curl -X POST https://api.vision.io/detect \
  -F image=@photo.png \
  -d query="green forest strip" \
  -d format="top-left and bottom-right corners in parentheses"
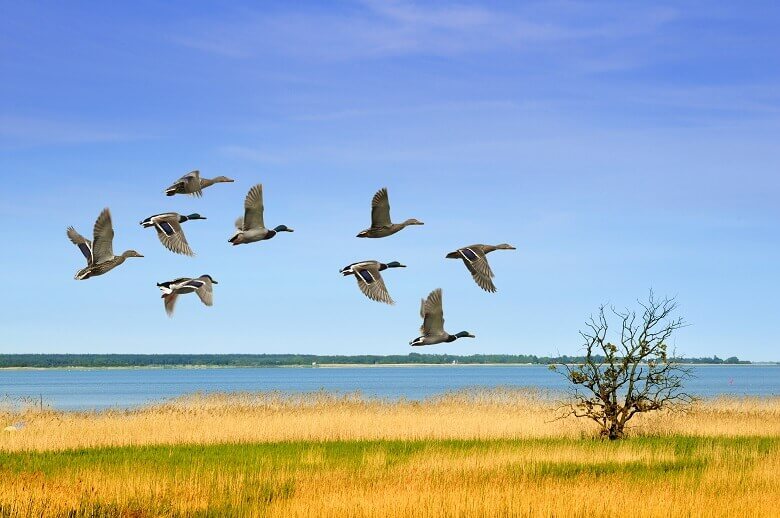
top-left (0, 353), bottom-right (752, 368)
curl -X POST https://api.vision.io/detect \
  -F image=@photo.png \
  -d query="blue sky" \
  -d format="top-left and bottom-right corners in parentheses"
top-left (1, 1), bottom-right (778, 359)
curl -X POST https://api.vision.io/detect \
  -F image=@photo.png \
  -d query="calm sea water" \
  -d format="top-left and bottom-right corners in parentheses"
top-left (1, 365), bottom-right (778, 411)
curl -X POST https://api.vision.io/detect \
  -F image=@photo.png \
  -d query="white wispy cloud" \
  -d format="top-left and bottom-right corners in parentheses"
top-left (170, 1), bottom-right (678, 62)
top-left (0, 116), bottom-right (152, 146)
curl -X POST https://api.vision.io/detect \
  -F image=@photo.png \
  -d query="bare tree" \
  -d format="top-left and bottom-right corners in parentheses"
top-left (553, 291), bottom-right (694, 440)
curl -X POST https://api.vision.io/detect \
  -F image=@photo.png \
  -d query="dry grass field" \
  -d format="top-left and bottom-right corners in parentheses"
top-left (1, 390), bottom-right (779, 517)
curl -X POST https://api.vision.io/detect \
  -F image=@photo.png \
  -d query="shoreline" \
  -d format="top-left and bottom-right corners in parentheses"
top-left (0, 362), bottom-right (774, 371)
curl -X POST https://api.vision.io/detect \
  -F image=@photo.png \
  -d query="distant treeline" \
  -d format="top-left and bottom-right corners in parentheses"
top-left (0, 353), bottom-right (752, 368)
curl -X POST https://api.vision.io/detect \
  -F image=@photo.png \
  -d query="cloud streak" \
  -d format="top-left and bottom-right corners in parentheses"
top-left (171, 1), bottom-right (678, 63)
top-left (0, 116), bottom-right (152, 146)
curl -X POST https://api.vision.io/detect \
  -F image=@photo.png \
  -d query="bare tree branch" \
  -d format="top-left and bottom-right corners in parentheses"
top-left (553, 291), bottom-right (695, 440)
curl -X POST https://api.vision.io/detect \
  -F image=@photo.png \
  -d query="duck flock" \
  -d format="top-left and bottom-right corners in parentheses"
top-left (67, 171), bottom-right (515, 346)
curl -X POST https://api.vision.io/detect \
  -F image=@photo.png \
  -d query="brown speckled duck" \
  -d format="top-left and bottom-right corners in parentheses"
top-left (356, 188), bottom-right (423, 238)
top-left (67, 208), bottom-right (143, 280)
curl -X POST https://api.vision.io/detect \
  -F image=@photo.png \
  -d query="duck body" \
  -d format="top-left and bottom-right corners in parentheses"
top-left (140, 213), bottom-right (206, 256)
top-left (157, 275), bottom-right (217, 316)
top-left (67, 208), bottom-right (143, 280)
top-left (229, 184), bottom-right (294, 246)
top-left (410, 330), bottom-right (475, 346)
top-left (340, 260), bottom-right (406, 304)
top-left (74, 253), bottom-right (138, 280)
top-left (409, 289), bottom-right (475, 346)
top-left (229, 226), bottom-right (284, 245)
top-left (165, 170), bottom-right (234, 197)
top-left (445, 243), bottom-right (516, 292)
top-left (357, 222), bottom-right (422, 239)
top-left (356, 188), bottom-right (423, 238)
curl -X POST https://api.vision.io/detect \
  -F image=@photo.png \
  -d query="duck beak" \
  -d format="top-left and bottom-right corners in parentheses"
top-left (212, 280), bottom-right (218, 284)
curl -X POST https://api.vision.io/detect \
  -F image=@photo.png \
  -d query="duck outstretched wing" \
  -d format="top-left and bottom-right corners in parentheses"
top-left (458, 246), bottom-right (496, 292)
top-left (153, 217), bottom-right (194, 256)
top-left (243, 184), bottom-right (265, 230)
top-left (465, 261), bottom-right (497, 292)
top-left (353, 264), bottom-right (394, 304)
top-left (421, 288), bottom-right (445, 336)
top-left (188, 277), bottom-right (214, 306)
top-left (370, 188), bottom-right (391, 228)
top-left (163, 292), bottom-right (179, 316)
top-left (91, 208), bottom-right (115, 264)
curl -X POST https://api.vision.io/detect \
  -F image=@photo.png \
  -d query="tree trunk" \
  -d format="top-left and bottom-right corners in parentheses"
top-left (607, 421), bottom-right (622, 440)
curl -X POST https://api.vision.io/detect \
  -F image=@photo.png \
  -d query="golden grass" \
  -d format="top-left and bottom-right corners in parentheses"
top-left (1, 391), bottom-right (779, 517)
top-left (1, 438), bottom-right (778, 517)
top-left (2, 390), bottom-right (780, 452)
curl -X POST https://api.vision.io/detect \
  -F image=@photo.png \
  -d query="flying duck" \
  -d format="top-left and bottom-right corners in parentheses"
top-left (446, 243), bottom-right (516, 292)
top-left (229, 184), bottom-right (293, 245)
top-left (67, 208), bottom-right (143, 280)
top-left (157, 275), bottom-right (217, 316)
top-left (409, 289), bottom-right (475, 346)
top-left (340, 260), bottom-right (406, 304)
top-left (140, 213), bottom-right (206, 256)
top-left (357, 188), bottom-right (423, 238)
top-left (164, 170), bottom-right (234, 197)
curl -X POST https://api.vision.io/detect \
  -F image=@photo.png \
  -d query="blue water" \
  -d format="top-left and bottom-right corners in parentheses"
top-left (1, 365), bottom-right (778, 410)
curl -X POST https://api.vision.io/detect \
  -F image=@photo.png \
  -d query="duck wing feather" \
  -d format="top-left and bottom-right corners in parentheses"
top-left (243, 184), bottom-right (265, 230)
top-left (460, 246), bottom-right (496, 292)
top-left (370, 188), bottom-right (391, 228)
top-left (353, 263), bottom-right (394, 304)
top-left (91, 208), bottom-right (115, 264)
top-left (190, 278), bottom-right (214, 306)
top-left (163, 292), bottom-right (179, 316)
top-left (67, 227), bottom-right (93, 265)
top-left (421, 288), bottom-right (445, 336)
top-left (154, 217), bottom-right (194, 256)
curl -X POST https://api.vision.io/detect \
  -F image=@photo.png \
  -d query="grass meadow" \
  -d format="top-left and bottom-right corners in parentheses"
top-left (1, 391), bottom-right (779, 517)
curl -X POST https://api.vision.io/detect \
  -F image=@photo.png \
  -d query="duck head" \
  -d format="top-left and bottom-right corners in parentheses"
top-left (183, 213), bottom-right (207, 221)
top-left (214, 176), bottom-right (234, 183)
top-left (402, 218), bottom-right (424, 226)
top-left (273, 225), bottom-right (294, 233)
top-left (382, 261), bottom-right (407, 269)
top-left (496, 243), bottom-right (516, 250)
top-left (122, 250), bottom-right (144, 258)
top-left (200, 274), bottom-right (218, 284)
